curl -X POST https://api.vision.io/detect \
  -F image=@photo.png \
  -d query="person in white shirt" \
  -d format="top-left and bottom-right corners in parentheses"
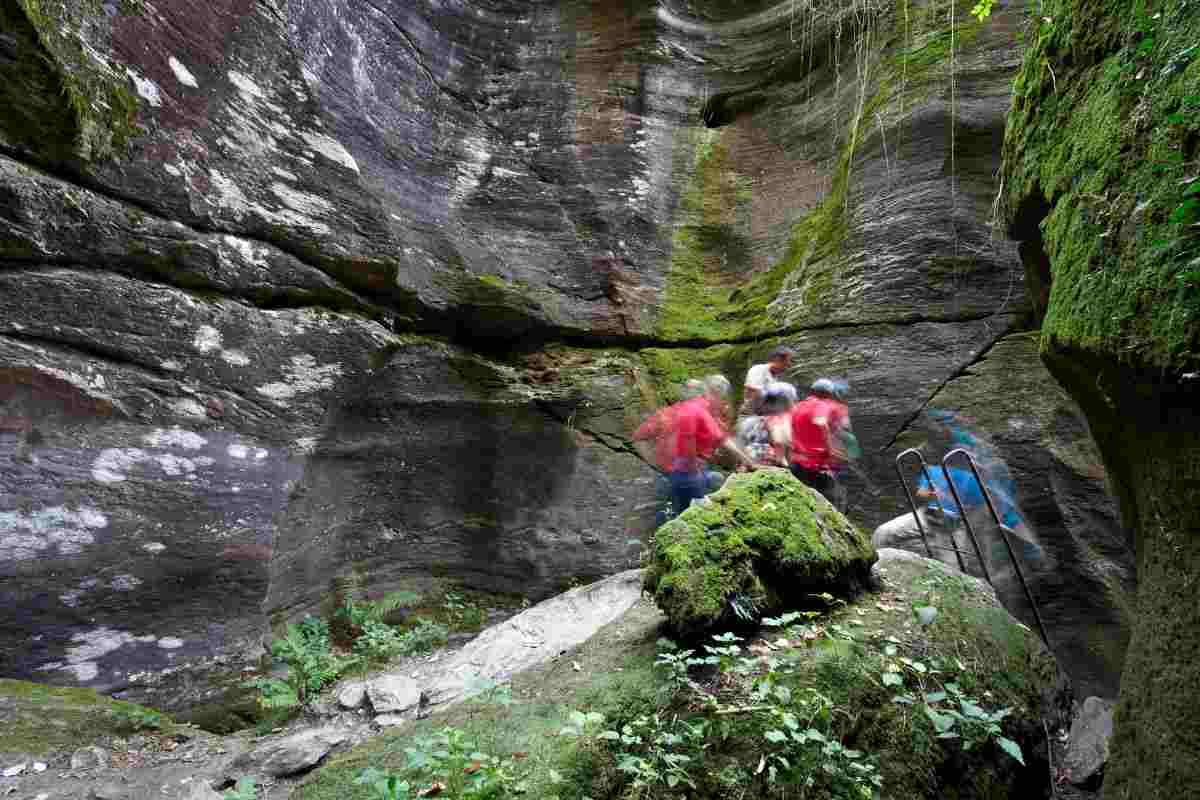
top-left (739, 347), bottom-right (794, 416)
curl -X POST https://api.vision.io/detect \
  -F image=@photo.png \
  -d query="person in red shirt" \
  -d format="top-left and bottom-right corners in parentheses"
top-left (633, 380), bottom-right (704, 473)
top-left (667, 375), bottom-right (757, 516)
top-left (787, 378), bottom-right (853, 508)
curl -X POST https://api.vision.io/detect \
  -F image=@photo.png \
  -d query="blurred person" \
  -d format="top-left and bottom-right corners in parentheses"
top-left (739, 347), bottom-right (794, 417)
top-left (786, 378), bottom-right (853, 509)
top-left (634, 379), bottom-right (706, 525)
top-left (736, 383), bottom-right (797, 466)
top-left (668, 375), bottom-right (758, 516)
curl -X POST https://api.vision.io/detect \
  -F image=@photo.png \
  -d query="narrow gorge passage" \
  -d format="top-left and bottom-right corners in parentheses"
top-left (3, 0), bottom-right (1193, 797)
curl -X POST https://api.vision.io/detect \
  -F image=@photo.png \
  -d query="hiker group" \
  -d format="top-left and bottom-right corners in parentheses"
top-left (633, 347), bottom-right (859, 521)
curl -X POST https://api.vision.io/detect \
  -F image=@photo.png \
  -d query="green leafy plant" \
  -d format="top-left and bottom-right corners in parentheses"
top-left (107, 705), bottom-right (167, 733)
top-left (402, 726), bottom-right (517, 799)
top-left (443, 592), bottom-right (488, 630)
top-left (247, 615), bottom-right (357, 711)
top-left (603, 713), bottom-right (708, 792)
top-left (970, 0), bottom-right (995, 21)
top-left (355, 767), bottom-right (411, 800)
top-left (919, 683), bottom-right (1025, 765)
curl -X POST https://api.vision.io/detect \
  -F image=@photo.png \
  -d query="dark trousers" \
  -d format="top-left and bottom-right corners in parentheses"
top-left (668, 471), bottom-right (707, 517)
top-left (790, 464), bottom-right (839, 508)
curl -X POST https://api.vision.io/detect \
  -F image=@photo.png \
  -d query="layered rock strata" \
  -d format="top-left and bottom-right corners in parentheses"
top-left (0, 0), bottom-right (1131, 711)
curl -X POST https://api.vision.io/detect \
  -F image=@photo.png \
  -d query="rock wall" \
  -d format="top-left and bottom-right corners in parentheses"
top-left (0, 0), bottom-right (1130, 709)
top-left (1001, 0), bottom-right (1200, 795)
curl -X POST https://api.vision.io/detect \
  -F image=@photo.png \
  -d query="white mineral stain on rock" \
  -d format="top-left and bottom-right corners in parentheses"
top-left (154, 453), bottom-right (199, 477)
top-left (0, 506), bottom-right (107, 561)
top-left (256, 354), bottom-right (343, 405)
top-left (301, 131), bottom-right (361, 174)
top-left (219, 235), bottom-right (270, 270)
top-left (227, 70), bottom-right (265, 99)
top-left (269, 182), bottom-right (334, 216)
top-left (125, 68), bottom-right (163, 107)
top-left (142, 542), bottom-right (166, 554)
top-left (272, 167), bottom-right (299, 182)
top-left (93, 447), bottom-right (145, 483)
top-left (171, 398), bottom-right (207, 418)
top-left (168, 56), bottom-right (198, 88)
top-left (221, 349), bottom-right (251, 366)
top-left (143, 427), bottom-right (207, 450)
top-left (60, 662), bottom-right (99, 682)
top-left (209, 169), bottom-right (252, 220)
top-left (157, 637), bottom-right (185, 650)
top-left (193, 325), bottom-right (222, 353)
top-left (453, 135), bottom-right (491, 204)
top-left (40, 627), bottom-right (146, 682)
top-left (59, 589), bottom-right (85, 608)
top-left (110, 574), bottom-right (143, 591)
top-left (227, 443), bottom-right (249, 459)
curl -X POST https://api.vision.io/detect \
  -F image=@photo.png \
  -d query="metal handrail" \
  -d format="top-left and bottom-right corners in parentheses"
top-left (942, 449), bottom-right (1050, 647)
top-left (894, 448), bottom-right (970, 572)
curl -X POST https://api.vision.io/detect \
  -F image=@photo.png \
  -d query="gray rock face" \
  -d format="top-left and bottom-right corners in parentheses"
top-left (229, 727), bottom-right (347, 778)
top-left (366, 675), bottom-right (421, 716)
top-left (871, 332), bottom-right (1133, 698)
top-left (1063, 696), bottom-right (1114, 788)
top-left (0, 0), bottom-right (1126, 714)
top-left (335, 681), bottom-right (366, 710)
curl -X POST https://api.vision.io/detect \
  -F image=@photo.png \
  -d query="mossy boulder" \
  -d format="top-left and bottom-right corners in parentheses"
top-left (0, 679), bottom-right (174, 759)
top-left (643, 470), bottom-right (876, 635)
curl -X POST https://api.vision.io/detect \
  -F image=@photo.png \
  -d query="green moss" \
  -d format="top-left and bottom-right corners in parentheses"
top-left (643, 470), bottom-right (876, 634)
top-left (0, 679), bottom-right (173, 756)
top-left (4, 0), bottom-right (141, 160)
top-left (654, 3), bottom-right (987, 343)
top-left (1002, 0), bottom-right (1200, 370)
top-left (636, 342), bottom-right (752, 408)
top-left (296, 552), bottom-right (1053, 800)
top-left (655, 128), bottom-right (758, 342)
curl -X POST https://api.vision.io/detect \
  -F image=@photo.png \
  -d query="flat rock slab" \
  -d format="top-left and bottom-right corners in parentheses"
top-left (1064, 696), bottom-right (1115, 787)
top-left (398, 570), bottom-right (645, 712)
top-left (229, 727), bottom-right (347, 778)
top-left (367, 675), bottom-right (421, 715)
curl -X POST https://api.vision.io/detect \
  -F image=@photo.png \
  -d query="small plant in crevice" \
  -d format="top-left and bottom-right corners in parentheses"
top-left (107, 705), bottom-right (168, 733)
top-left (442, 591), bottom-right (488, 631)
top-left (246, 615), bottom-right (356, 713)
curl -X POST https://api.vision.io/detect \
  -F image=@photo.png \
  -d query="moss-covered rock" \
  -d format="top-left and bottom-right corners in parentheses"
top-left (643, 470), bottom-right (876, 635)
top-left (0, 678), bottom-right (174, 758)
top-left (1001, 1), bottom-right (1200, 796)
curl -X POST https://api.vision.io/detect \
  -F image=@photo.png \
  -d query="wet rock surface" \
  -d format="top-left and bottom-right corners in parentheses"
top-left (873, 332), bottom-right (1133, 698)
top-left (0, 0), bottom-right (1126, 728)
top-left (1062, 696), bottom-right (1113, 789)
top-left (229, 727), bottom-right (348, 779)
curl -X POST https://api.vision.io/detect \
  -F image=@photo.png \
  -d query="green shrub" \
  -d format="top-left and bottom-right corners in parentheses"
top-left (247, 616), bottom-right (358, 712)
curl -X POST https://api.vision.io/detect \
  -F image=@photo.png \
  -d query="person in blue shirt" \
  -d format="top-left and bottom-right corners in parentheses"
top-left (916, 465), bottom-right (1023, 529)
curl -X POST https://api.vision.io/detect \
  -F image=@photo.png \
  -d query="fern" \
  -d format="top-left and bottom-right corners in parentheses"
top-left (369, 590), bottom-right (422, 621)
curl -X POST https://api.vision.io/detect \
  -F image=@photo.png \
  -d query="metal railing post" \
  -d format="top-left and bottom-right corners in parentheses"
top-left (894, 448), bottom-right (966, 571)
top-left (943, 448), bottom-right (1051, 648)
